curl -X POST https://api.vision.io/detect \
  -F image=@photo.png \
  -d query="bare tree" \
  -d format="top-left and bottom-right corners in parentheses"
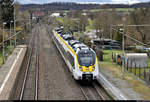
top-left (93, 9), bottom-right (119, 39)
top-left (130, 8), bottom-right (150, 44)
top-left (78, 15), bottom-right (88, 32)
top-left (93, 13), bottom-right (102, 38)
top-left (63, 17), bottom-right (73, 31)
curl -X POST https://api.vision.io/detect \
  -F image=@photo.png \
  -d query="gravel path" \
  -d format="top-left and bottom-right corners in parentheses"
top-left (38, 24), bottom-right (85, 100)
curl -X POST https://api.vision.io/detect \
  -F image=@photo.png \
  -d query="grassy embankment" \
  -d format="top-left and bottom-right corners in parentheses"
top-left (56, 17), bottom-right (64, 24)
top-left (100, 50), bottom-right (150, 100)
top-left (0, 46), bottom-right (14, 67)
top-left (90, 8), bottom-right (134, 12)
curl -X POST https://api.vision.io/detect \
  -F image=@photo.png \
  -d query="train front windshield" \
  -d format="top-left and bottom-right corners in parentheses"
top-left (77, 50), bottom-right (95, 67)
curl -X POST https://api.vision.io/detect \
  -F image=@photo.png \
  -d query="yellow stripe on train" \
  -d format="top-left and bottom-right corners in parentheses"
top-left (52, 30), bottom-right (97, 72)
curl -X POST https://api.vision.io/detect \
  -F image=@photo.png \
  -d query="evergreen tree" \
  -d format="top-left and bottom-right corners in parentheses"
top-left (0, 0), bottom-right (14, 28)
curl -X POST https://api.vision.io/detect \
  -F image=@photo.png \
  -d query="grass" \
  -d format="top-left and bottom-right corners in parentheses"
top-left (102, 50), bottom-right (150, 78)
top-left (86, 19), bottom-right (94, 31)
top-left (148, 58), bottom-right (150, 67)
top-left (63, 10), bottom-right (70, 13)
top-left (100, 49), bottom-right (150, 100)
top-left (127, 67), bottom-right (149, 80)
top-left (0, 53), bottom-right (3, 67)
top-left (100, 61), bottom-right (150, 100)
top-left (6, 46), bottom-right (14, 56)
top-left (0, 45), bottom-right (14, 68)
top-left (56, 17), bottom-right (64, 24)
top-left (115, 8), bottom-right (134, 12)
top-left (102, 49), bottom-right (123, 62)
top-left (62, 8), bottom-right (135, 13)
top-left (89, 8), bottom-right (135, 12)
top-left (89, 9), bottom-right (101, 12)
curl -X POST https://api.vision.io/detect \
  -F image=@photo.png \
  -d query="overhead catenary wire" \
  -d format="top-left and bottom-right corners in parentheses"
top-left (0, 19), bottom-right (31, 46)
top-left (112, 25), bottom-right (150, 27)
top-left (111, 28), bottom-right (148, 47)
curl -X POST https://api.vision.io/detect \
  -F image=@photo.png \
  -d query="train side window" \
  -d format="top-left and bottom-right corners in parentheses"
top-left (67, 52), bottom-right (74, 68)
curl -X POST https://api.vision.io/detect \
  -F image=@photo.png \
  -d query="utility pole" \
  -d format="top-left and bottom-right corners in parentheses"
top-left (10, 21), bottom-right (13, 46)
top-left (122, 17), bottom-right (126, 79)
top-left (14, 0), bottom-right (17, 46)
top-left (29, 15), bottom-right (30, 26)
top-left (29, 14), bottom-right (31, 27)
top-left (3, 22), bottom-right (7, 63)
top-left (122, 25), bottom-right (125, 79)
top-left (110, 24), bottom-right (112, 39)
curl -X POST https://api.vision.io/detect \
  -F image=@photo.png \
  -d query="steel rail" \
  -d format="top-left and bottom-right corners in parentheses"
top-left (19, 33), bottom-right (34, 100)
top-left (19, 27), bottom-right (39, 100)
top-left (93, 83), bottom-right (106, 100)
top-left (79, 86), bottom-right (90, 100)
top-left (79, 82), bottom-right (106, 100)
top-left (35, 27), bottom-right (39, 100)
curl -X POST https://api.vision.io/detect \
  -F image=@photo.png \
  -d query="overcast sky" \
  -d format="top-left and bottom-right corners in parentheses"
top-left (18, 0), bottom-right (150, 4)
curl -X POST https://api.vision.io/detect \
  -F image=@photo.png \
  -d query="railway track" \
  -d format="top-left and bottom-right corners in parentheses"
top-left (19, 26), bottom-right (39, 100)
top-left (46, 24), bottom-right (112, 100)
top-left (79, 81), bottom-right (106, 100)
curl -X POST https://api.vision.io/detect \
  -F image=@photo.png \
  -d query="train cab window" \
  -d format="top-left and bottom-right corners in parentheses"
top-left (77, 50), bottom-right (95, 67)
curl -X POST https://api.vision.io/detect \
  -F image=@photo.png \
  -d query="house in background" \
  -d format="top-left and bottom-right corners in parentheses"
top-left (50, 13), bottom-right (60, 17)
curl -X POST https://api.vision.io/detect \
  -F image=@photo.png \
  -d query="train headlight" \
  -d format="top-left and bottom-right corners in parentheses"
top-left (92, 66), bottom-right (95, 71)
top-left (79, 66), bottom-right (83, 71)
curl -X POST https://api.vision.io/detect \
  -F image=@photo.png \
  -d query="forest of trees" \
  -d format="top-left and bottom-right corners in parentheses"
top-left (0, 0), bottom-right (14, 42)
top-left (0, 0), bottom-right (31, 43)
top-left (0, 0), bottom-right (14, 28)
top-left (54, 7), bottom-right (150, 45)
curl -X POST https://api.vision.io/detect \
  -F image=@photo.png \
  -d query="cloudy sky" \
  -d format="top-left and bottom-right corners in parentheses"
top-left (18, 0), bottom-right (150, 4)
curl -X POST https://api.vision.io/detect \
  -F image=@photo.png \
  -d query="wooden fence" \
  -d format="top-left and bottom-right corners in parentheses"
top-left (125, 59), bottom-right (150, 83)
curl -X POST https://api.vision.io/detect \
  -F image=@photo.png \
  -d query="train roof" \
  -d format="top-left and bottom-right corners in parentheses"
top-left (62, 34), bottom-right (73, 38)
top-left (54, 27), bottom-right (63, 31)
top-left (54, 27), bottom-right (95, 53)
top-left (62, 34), bottom-right (74, 40)
top-left (69, 40), bottom-right (80, 45)
top-left (72, 43), bottom-right (87, 49)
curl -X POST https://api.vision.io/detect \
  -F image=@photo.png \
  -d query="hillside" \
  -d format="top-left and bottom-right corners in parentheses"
top-left (20, 2), bottom-right (100, 11)
top-left (20, 2), bottom-right (150, 11)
